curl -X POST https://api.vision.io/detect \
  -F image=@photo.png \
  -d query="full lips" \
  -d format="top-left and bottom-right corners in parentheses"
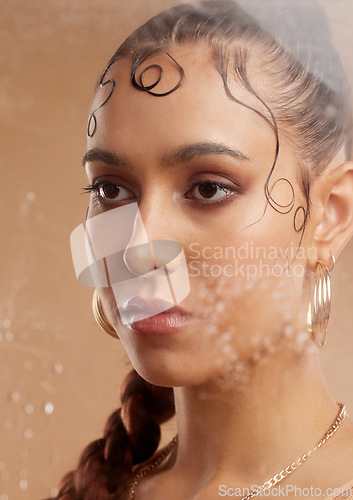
top-left (120, 296), bottom-right (176, 324)
top-left (129, 307), bottom-right (192, 334)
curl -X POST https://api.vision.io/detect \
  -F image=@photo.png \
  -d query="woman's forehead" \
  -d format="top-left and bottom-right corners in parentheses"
top-left (87, 44), bottom-right (275, 156)
top-left (89, 44), bottom-right (218, 112)
top-left (89, 42), bottom-right (266, 111)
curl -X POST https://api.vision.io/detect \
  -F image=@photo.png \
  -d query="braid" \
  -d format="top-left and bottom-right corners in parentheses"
top-left (120, 370), bottom-right (175, 464)
top-left (46, 370), bottom-right (175, 500)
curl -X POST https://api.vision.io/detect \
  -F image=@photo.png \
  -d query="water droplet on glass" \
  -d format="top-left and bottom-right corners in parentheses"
top-left (222, 332), bottom-right (233, 342)
top-left (19, 479), bottom-right (28, 490)
top-left (26, 191), bottom-right (36, 202)
top-left (0, 494), bottom-right (9, 500)
top-left (19, 469), bottom-right (28, 478)
top-left (44, 402), bottom-right (54, 415)
top-left (235, 361), bottom-right (246, 373)
top-left (8, 391), bottom-right (21, 402)
top-left (2, 319), bottom-right (11, 329)
top-left (25, 404), bottom-right (34, 415)
top-left (295, 330), bottom-right (309, 350)
top-left (4, 331), bottom-right (14, 342)
top-left (24, 429), bottom-right (33, 439)
top-left (215, 301), bottom-right (225, 312)
top-left (284, 325), bottom-right (294, 337)
top-left (40, 380), bottom-right (55, 393)
top-left (53, 362), bottom-right (64, 374)
top-left (205, 325), bottom-right (218, 335)
top-left (0, 462), bottom-right (5, 471)
top-left (252, 351), bottom-right (262, 362)
top-left (266, 344), bottom-right (276, 355)
top-left (50, 487), bottom-right (59, 497)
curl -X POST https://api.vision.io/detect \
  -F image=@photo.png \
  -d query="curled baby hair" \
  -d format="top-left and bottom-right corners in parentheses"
top-left (56, 1), bottom-right (352, 498)
top-left (48, 369), bottom-right (174, 499)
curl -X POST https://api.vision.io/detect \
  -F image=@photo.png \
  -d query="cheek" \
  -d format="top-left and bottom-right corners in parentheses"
top-left (181, 270), bottom-right (300, 383)
top-left (184, 218), bottom-right (306, 354)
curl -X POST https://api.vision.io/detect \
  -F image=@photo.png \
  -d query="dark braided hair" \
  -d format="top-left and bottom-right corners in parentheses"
top-left (48, 370), bottom-right (174, 499)
top-left (51, 1), bottom-right (352, 498)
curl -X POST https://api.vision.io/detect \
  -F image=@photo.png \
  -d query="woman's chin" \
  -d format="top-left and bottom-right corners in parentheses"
top-left (130, 354), bottom-right (240, 389)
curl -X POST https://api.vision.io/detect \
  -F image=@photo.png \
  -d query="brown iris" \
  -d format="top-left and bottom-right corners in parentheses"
top-left (198, 183), bottom-right (218, 199)
top-left (100, 184), bottom-right (120, 199)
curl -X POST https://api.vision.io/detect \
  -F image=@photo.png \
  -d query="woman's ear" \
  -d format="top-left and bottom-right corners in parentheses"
top-left (312, 160), bottom-right (353, 267)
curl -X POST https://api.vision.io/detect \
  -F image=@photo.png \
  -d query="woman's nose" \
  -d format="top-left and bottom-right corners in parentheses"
top-left (123, 206), bottom-right (182, 276)
top-left (123, 239), bottom-right (183, 276)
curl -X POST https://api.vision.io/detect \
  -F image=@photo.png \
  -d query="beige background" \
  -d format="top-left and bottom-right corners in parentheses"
top-left (0, 1), bottom-right (352, 499)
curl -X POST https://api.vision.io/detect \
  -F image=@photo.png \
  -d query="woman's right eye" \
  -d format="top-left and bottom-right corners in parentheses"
top-left (98, 183), bottom-right (129, 201)
top-left (83, 181), bottom-right (134, 207)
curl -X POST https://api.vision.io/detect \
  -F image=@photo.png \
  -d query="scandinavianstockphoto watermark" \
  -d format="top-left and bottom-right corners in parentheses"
top-left (188, 242), bottom-right (318, 280)
top-left (219, 484), bottom-right (353, 497)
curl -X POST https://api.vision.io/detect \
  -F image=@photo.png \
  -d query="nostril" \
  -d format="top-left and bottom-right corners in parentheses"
top-left (151, 240), bottom-right (183, 273)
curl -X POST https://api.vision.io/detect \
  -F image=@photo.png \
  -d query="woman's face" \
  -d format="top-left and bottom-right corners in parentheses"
top-left (84, 44), bottom-right (312, 387)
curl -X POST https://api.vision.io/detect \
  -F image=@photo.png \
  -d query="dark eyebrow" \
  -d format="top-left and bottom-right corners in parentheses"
top-left (81, 148), bottom-right (128, 168)
top-left (82, 142), bottom-right (250, 169)
top-left (162, 142), bottom-right (250, 165)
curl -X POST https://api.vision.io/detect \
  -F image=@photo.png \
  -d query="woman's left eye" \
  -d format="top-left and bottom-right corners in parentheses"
top-left (185, 181), bottom-right (234, 202)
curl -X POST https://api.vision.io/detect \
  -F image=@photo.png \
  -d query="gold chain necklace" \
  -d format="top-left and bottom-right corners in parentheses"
top-left (129, 402), bottom-right (346, 500)
top-left (129, 435), bottom-right (178, 500)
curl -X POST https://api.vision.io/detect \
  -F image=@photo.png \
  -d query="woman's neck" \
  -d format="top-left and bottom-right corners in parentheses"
top-left (171, 344), bottom-right (341, 490)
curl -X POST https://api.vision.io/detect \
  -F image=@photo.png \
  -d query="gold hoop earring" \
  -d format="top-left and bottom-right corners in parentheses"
top-left (92, 289), bottom-right (119, 339)
top-left (307, 257), bottom-right (333, 347)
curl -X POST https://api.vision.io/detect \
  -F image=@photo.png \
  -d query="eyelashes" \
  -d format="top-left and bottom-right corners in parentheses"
top-left (185, 180), bottom-right (237, 203)
top-left (82, 181), bottom-right (133, 209)
top-left (83, 178), bottom-right (240, 209)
